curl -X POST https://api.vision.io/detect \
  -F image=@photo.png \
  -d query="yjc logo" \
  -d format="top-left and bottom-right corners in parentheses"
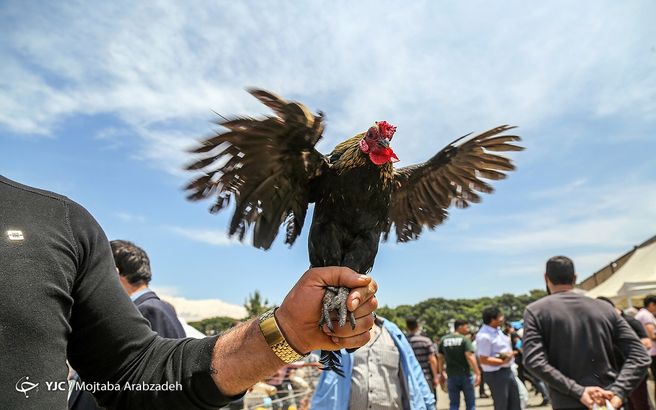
top-left (15, 376), bottom-right (39, 398)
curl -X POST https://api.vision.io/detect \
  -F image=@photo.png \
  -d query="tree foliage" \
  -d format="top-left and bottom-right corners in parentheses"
top-left (244, 290), bottom-right (271, 318)
top-left (189, 289), bottom-right (547, 339)
top-left (188, 316), bottom-right (240, 336)
top-left (189, 290), bottom-right (272, 336)
top-left (378, 289), bottom-right (547, 339)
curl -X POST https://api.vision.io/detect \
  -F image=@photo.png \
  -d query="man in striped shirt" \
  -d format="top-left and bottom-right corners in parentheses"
top-left (406, 317), bottom-right (439, 400)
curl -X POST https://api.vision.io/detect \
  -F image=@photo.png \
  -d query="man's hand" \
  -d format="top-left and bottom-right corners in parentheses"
top-left (498, 351), bottom-right (514, 363)
top-left (579, 387), bottom-right (614, 409)
top-left (473, 373), bottom-right (481, 387)
top-left (276, 267), bottom-right (378, 353)
top-left (609, 395), bottom-right (623, 409)
top-left (433, 374), bottom-right (441, 387)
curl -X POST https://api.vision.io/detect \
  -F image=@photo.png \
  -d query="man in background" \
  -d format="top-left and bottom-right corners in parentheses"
top-left (438, 319), bottom-right (481, 410)
top-left (635, 295), bottom-right (656, 402)
top-left (597, 296), bottom-right (651, 410)
top-left (523, 256), bottom-right (650, 410)
top-left (406, 317), bottom-right (440, 400)
top-left (312, 316), bottom-right (435, 410)
top-left (111, 239), bottom-right (185, 338)
top-left (475, 307), bottom-right (519, 410)
top-left (69, 240), bottom-right (186, 409)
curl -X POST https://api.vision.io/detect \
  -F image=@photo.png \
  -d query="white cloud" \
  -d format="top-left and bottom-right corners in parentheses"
top-left (3, 1), bottom-right (655, 299)
top-left (444, 179), bottom-right (656, 255)
top-left (115, 211), bottom-right (146, 223)
top-left (1, 0), bottom-right (654, 171)
top-left (166, 226), bottom-right (242, 247)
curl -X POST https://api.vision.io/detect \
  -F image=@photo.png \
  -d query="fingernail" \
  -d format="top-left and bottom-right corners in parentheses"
top-left (351, 298), bottom-right (360, 310)
top-left (331, 336), bottom-right (340, 344)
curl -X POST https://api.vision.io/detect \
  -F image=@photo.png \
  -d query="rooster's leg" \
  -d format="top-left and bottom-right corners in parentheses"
top-left (319, 286), bottom-right (357, 333)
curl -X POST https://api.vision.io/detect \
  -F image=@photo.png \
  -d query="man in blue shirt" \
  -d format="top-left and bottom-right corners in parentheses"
top-left (475, 307), bottom-right (520, 410)
top-left (312, 317), bottom-right (435, 410)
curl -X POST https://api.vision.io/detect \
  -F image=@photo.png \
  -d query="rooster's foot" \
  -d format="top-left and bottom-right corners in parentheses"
top-left (319, 286), bottom-right (356, 333)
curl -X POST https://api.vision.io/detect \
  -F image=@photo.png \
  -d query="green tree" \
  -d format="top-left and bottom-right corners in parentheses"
top-left (188, 316), bottom-right (240, 336)
top-left (377, 289), bottom-right (547, 340)
top-left (244, 290), bottom-right (270, 318)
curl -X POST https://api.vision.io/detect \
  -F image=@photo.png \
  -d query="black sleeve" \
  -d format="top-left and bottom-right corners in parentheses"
top-left (608, 313), bottom-right (651, 400)
top-left (65, 202), bottom-right (238, 409)
top-left (625, 316), bottom-right (648, 339)
top-left (522, 308), bottom-right (585, 399)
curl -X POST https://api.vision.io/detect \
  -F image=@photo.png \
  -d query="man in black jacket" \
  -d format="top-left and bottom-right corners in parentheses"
top-left (523, 256), bottom-right (650, 410)
top-left (0, 175), bottom-right (379, 409)
top-left (111, 240), bottom-right (185, 339)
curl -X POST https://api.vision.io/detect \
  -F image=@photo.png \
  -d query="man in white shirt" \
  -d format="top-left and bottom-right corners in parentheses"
top-left (475, 307), bottom-right (519, 410)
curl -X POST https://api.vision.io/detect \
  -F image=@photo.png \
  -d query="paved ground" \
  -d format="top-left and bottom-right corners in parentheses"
top-left (437, 380), bottom-right (656, 410)
top-left (435, 386), bottom-right (550, 410)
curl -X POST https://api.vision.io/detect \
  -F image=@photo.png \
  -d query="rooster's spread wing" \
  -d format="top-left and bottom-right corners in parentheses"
top-left (185, 89), bottom-right (327, 250)
top-left (384, 125), bottom-right (523, 242)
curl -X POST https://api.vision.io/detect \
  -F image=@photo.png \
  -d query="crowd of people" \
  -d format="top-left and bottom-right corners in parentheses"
top-left (2, 175), bottom-right (655, 410)
top-left (308, 256), bottom-right (654, 410)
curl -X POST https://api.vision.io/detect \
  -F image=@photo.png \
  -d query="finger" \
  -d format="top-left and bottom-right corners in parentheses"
top-left (325, 297), bottom-right (377, 322)
top-left (325, 298), bottom-right (376, 321)
top-left (314, 266), bottom-right (371, 289)
top-left (347, 278), bottom-right (378, 311)
top-left (322, 312), bottom-right (374, 337)
top-left (352, 296), bottom-right (378, 318)
top-left (330, 329), bottom-right (372, 350)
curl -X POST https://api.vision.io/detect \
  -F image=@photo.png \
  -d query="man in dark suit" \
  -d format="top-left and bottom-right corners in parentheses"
top-left (111, 240), bottom-right (186, 339)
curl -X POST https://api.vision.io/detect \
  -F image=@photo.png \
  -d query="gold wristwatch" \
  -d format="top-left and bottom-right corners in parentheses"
top-left (258, 308), bottom-right (308, 364)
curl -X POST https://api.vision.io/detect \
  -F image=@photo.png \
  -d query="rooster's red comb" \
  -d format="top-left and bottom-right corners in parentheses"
top-left (377, 121), bottom-right (397, 140)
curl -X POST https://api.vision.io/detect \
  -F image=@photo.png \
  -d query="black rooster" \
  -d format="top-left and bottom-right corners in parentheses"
top-left (185, 89), bottom-right (523, 371)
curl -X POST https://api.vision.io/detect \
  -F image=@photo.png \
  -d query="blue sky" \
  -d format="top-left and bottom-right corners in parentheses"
top-left (2, 1), bottom-right (655, 308)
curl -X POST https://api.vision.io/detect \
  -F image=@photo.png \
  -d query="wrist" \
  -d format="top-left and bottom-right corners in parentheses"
top-left (609, 388), bottom-right (624, 402)
top-left (272, 306), bottom-right (310, 355)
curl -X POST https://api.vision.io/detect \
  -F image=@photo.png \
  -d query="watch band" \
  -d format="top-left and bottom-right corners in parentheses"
top-left (258, 308), bottom-right (308, 364)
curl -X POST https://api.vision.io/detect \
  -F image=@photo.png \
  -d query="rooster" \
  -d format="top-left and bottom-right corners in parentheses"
top-left (185, 89), bottom-right (523, 372)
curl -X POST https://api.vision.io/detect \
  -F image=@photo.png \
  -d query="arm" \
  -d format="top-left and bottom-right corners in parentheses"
top-left (476, 331), bottom-right (513, 366)
top-left (465, 352), bottom-right (481, 386)
top-left (644, 323), bottom-right (656, 340)
top-left (437, 353), bottom-right (445, 376)
top-left (607, 314), bottom-right (652, 402)
top-left (478, 355), bottom-right (512, 366)
top-left (212, 266), bottom-right (378, 395)
top-left (429, 353), bottom-right (439, 387)
top-left (641, 337), bottom-right (652, 351)
top-left (67, 204), bottom-right (377, 408)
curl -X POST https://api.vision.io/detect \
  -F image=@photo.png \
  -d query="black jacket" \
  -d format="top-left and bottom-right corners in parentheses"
top-left (523, 291), bottom-right (650, 409)
top-left (133, 291), bottom-right (186, 339)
